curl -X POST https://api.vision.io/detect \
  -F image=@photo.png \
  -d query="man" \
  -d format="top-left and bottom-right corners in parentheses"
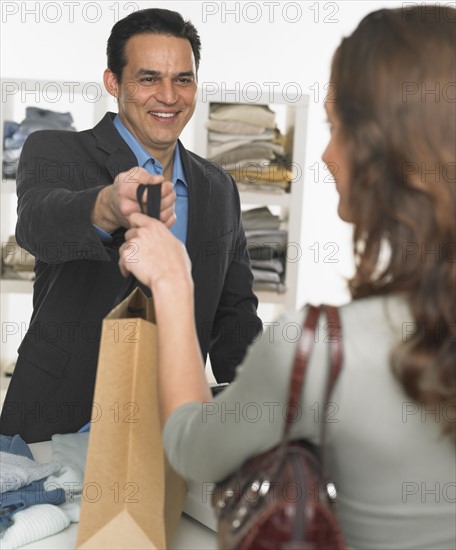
top-left (0, 8), bottom-right (262, 443)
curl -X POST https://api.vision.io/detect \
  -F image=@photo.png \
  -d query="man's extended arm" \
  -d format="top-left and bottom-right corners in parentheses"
top-left (16, 131), bottom-right (175, 263)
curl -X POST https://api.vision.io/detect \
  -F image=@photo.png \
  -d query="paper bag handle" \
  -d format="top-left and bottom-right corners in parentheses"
top-left (136, 183), bottom-right (162, 219)
top-left (114, 183), bottom-right (162, 306)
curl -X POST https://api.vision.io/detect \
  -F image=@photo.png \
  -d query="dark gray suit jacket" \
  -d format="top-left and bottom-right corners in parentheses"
top-left (0, 113), bottom-right (262, 443)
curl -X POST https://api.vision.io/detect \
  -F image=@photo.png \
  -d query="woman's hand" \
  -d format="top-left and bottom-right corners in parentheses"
top-left (119, 212), bottom-right (192, 295)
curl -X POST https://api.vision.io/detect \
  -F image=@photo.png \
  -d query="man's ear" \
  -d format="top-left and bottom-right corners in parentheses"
top-left (103, 68), bottom-right (120, 99)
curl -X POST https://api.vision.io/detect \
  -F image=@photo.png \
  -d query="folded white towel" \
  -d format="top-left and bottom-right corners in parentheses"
top-left (0, 504), bottom-right (70, 549)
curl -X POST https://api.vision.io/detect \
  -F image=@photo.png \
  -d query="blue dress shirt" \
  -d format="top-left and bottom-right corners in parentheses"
top-left (112, 115), bottom-right (188, 244)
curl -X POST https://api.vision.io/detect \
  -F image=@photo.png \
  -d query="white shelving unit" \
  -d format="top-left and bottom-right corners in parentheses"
top-left (0, 78), bottom-right (114, 367)
top-left (192, 86), bottom-right (309, 311)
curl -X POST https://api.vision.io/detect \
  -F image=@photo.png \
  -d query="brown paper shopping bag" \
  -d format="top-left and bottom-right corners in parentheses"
top-left (76, 288), bottom-right (187, 549)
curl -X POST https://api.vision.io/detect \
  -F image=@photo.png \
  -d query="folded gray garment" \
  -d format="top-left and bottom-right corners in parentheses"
top-left (247, 232), bottom-right (288, 262)
top-left (25, 107), bottom-right (74, 126)
top-left (209, 104), bottom-right (276, 128)
top-left (252, 268), bottom-right (282, 284)
top-left (242, 206), bottom-right (281, 231)
top-left (251, 258), bottom-right (284, 274)
top-left (205, 119), bottom-right (267, 135)
top-left (245, 228), bottom-right (288, 245)
top-left (248, 245), bottom-right (286, 261)
top-left (207, 138), bottom-right (256, 158)
top-left (0, 451), bottom-right (61, 493)
top-left (253, 281), bottom-right (287, 293)
top-left (13, 107), bottom-right (76, 140)
top-left (208, 130), bottom-right (275, 143)
top-left (210, 143), bottom-right (284, 165)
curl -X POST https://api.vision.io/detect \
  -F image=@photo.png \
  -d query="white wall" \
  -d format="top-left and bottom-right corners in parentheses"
top-left (1, 0), bottom-right (419, 363)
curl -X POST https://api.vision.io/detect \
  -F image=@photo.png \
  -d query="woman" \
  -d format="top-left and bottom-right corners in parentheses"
top-left (119, 6), bottom-right (455, 549)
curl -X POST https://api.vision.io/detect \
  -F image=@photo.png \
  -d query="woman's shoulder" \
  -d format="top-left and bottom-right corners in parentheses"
top-left (338, 293), bottom-right (412, 342)
top-left (279, 294), bottom-right (412, 337)
top-left (237, 293), bottom-right (412, 390)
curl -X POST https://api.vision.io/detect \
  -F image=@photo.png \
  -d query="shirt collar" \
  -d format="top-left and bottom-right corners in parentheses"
top-left (113, 114), bottom-right (187, 187)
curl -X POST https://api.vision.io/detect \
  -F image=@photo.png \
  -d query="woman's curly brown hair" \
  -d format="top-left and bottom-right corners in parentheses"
top-left (331, 5), bottom-right (455, 437)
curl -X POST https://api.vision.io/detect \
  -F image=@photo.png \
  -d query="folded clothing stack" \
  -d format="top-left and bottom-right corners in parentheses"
top-left (0, 433), bottom-right (89, 549)
top-left (242, 207), bottom-right (287, 293)
top-left (206, 104), bottom-right (293, 193)
top-left (3, 107), bottom-right (76, 179)
top-left (0, 434), bottom-right (66, 548)
top-left (1, 236), bottom-right (35, 281)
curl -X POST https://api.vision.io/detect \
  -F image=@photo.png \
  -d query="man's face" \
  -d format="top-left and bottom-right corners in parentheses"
top-left (105, 33), bottom-right (197, 158)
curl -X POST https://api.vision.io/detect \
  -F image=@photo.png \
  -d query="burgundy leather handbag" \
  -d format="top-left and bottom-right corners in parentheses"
top-left (212, 305), bottom-right (345, 550)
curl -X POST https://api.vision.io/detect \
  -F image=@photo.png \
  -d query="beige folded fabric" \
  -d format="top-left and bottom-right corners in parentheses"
top-left (210, 104), bottom-right (276, 128)
top-left (210, 142), bottom-right (285, 165)
top-left (236, 182), bottom-right (288, 194)
top-left (2, 236), bottom-right (35, 271)
top-left (207, 139), bottom-right (257, 159)
top-left (205, 119), bottom-right (267, 135)
top-left (208, 130), bottom-right (275, 143)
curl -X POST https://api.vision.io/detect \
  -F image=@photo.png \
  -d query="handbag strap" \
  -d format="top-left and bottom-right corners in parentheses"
top-left (283, 305), bottom-right (343, 448)
top-left (319, 305), bottom-right (343, 476)
top-left (322, 305), bottom-right (343, 409)
top-left (284, 304), bottom-right (321, 438)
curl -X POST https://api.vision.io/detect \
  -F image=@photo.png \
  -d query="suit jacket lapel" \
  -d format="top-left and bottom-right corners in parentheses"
top-left (92, 113), bottom-right (137, 180)
top-left (178, 141), bottom-right (212, 264)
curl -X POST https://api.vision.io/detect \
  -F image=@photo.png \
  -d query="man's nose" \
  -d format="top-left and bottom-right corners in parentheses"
top-left (154, 80), bottom-right (178, 104)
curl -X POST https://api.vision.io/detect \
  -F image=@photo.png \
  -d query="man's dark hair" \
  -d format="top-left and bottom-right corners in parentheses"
top-left (107, 8), bottom-right (201, 82)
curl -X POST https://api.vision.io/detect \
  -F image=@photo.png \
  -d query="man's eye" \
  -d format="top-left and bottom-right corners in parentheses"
top-left (178, 78), bottom-right (193, 85)
top-left (141, 77), bottom-right (157, 84)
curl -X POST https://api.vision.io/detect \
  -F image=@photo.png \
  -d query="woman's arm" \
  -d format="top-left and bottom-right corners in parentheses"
top-left (119, 213), bottom-right (212, 426)
top-left (119, 213), bottom-right (332, 482)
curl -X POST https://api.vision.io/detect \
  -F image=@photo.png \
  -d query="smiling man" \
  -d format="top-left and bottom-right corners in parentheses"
top-left (1, 8), bottom-right (262, 443)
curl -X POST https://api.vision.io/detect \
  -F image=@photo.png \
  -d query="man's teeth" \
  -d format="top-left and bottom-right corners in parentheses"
top-left (151, 112), bottom-right (176, 118)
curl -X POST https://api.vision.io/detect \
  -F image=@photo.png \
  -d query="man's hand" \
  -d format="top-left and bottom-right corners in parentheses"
top-left (91, 167), bottom-right (176, 233)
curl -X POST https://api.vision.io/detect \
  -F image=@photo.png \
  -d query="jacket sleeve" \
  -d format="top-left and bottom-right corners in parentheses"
top-left (208, 179), bottom-right (263, 383)
top-left (15, 131), bottom-right (112, 263)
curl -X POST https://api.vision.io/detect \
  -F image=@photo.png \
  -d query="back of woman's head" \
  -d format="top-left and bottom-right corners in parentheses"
top-left (331, 5), bottom-right (455, 437)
